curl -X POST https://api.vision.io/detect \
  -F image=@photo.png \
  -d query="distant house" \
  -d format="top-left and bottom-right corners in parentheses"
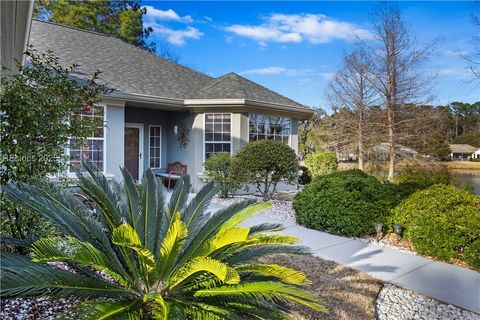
top-left (371, 143), bottom-right (419, 160)
top-left (449, 144), bottom-right (478, 161)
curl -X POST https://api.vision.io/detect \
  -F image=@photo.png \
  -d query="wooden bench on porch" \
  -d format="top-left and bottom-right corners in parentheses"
top-left (153, 162), bottom-right (187, 190)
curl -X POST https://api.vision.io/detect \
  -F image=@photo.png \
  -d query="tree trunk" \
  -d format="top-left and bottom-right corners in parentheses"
top-left (358, 108), bottom-right (365, 171)
top-left (387, 106), bottom-right (395, 182)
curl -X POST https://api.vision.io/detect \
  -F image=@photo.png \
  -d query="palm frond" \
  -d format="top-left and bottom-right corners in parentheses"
top-left (245, 234), bottom-right (299, 246)
top-left (226, 245), bottom-right (311, 265)
top-left (227, 302), bottom-right (291, 320)
top-left (173, 300), bottom-right (244, 320)
top-left (1, 253), bottom-right (130, 299)
top-left (4, 182), bottom-right (92, 241)
top-left (235, 264), bottom-right (309, 285)
top-left (31, 236), bottom-right (130, 286)
top-left (249, 223), bottom-right (284, 235)
top-left (77, 163), bottom-right (127, 229)
top-left (181, 181), bottom-right (217, 227)
top-left (167, 257), bottom-right (229, 290)
top-left (155, 212), bottom-right (187, 281)
top-left (136, 169), bottom-right (163, 254)
top-left (72, 299), bottom-right (143, 320)
top-left (0, 236), bottom-right (34, 247)
top-left (178, 200), bottom-right (256, 267)
top-left (218, 202), bottom-right (271, 235)
top-left (168, 175), bottom-right (190, 218)
top-left (144, 293), bottom-right (168, 320)
top-left (121, 167), bottom-right (142, 229)
top-left (194, 281), bottom-right (326, 312)
top-left (112, 224), bottom-right (155, 273)
top-left (196, 227), bottom-right (250, 258)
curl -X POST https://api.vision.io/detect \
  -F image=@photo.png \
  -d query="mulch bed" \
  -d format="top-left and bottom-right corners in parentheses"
top-left (265, 255), bottom-right (383, 320)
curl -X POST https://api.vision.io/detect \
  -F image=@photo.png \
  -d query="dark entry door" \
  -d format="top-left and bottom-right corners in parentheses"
top-left (125, 127), bottom-right (140, 180)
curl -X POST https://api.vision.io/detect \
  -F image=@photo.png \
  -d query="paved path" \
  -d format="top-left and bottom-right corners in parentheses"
top-left (241, 215), bottom-right (480, 314)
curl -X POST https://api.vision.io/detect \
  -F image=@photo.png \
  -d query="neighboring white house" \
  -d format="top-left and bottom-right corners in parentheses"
top-left (449, 144), bottom-right (478, 161)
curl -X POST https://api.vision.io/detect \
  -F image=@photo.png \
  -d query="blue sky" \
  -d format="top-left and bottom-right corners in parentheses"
top-left (142, 1), bottom-right (479, 112)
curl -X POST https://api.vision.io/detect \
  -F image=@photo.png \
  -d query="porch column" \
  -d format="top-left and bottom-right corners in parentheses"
top-left (104, 100), bottom-right (125, 181)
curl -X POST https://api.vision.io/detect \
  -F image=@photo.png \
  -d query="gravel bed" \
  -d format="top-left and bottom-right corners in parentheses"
top-left (377, 284), bottom-right (480, 320)
top-left (357, 235), bottom-right (418, 255)
top-left (0, 297), bottom-right (76, 320)
top-left (211, 195), bottom-right (297, 224)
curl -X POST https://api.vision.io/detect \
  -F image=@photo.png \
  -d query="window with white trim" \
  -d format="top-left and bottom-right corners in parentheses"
top-left (68, 106), bottom-right (105, 172)
top-left (204, 113), bottom-right (231, 159)
top-left (149, 125), bottom-right (161, 168)
top-left (249, 113), bottom-right (290, 144)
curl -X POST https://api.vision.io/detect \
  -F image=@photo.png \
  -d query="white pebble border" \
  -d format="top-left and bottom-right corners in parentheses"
top-left (377, 284), bottom-right (480, 320)
top-left (211, 195), bottom-right (297, 224)
top-left (357, 236), bottom-right (419, 255)
top-left (0, 297), bottom-right (76, 320)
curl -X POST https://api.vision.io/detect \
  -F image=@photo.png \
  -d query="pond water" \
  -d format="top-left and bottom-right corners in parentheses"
top-left (455, 173), bottom-right (480, 195)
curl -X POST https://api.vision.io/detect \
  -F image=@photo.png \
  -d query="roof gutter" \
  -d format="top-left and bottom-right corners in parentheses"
top-left (104, 91), bottom-right (185, 108)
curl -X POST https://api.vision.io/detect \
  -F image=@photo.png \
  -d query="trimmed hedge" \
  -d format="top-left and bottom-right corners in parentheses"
top-left (393, 184), bottom-right (480, 269)
top-left (293, 170), bottom-right (397, 237)
top-left (305, 151), bottom-right (338, 178)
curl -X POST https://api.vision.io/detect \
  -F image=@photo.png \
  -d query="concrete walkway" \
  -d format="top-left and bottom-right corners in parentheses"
top-left (241, 215), bottom-right (480, 314)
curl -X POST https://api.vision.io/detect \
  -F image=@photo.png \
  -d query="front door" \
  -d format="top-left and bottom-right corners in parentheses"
top-left (124, 124), bottom-right (143, 181)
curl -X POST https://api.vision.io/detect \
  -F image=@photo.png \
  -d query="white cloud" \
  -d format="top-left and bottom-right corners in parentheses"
top-left (143, 6), bottom-right (193, 23)
top-left (153, 25), bottom-right (203, 46)
top-left (444, 49), bottom-right (469, 57)
top-left (226, 13), bottom-right (373, 45)
top-left (142, 6), bottom-right (202, 46)
top-left (240, 67), bottom-right (310, 76)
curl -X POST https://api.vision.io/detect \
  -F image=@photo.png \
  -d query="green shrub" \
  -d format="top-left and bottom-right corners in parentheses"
top-left (393, 184), bottom-right (480, 269)
top-left (204, 152), bottom-right (239, 198)
top-left (304, 151), bottom-right (338, 178)
top-left (233, 140), bottom-right (298, 199)
top-left (293, 170), bottom-right (397, 237)
top-left (2, 168), bottom-right (325, 319)
top-left (298, 166), bottom-right (312, 185)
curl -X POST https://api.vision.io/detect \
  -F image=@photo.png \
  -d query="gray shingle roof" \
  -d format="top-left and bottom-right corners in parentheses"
top-left (449, 144), bottom-right (478, 153)
top-left (28, 20), bottom-right (308, 110)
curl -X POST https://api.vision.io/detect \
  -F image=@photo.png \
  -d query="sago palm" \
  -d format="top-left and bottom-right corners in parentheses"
top-left (1, 166), bottom-right (325, 319)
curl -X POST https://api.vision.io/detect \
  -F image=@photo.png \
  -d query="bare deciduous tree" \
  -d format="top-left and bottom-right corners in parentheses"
top-left (367, 3), bottom-right (436, 181)
top-left (327, 49), bottom-right (379, 170)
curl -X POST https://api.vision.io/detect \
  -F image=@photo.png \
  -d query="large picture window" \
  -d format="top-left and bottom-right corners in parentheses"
top-left (149, 125), bottom-right (161, 168)
top-left (204, 113), bottom-right (231, 159)
top-left (249, 113), bottom-right (290, 144)
top-left (68, 106), bottom-right (105, 172)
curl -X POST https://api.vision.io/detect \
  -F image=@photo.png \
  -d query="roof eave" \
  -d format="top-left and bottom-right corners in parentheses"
top-left (184, 98), bottom-right (314, 120)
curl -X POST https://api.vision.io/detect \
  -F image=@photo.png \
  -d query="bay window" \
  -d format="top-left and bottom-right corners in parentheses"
top-left (204, 113), bottom-right (231, 159)
top-left (249, 113), bottom-right (291, 144)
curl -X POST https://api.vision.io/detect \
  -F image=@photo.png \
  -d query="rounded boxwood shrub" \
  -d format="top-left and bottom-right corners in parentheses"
top-left (233, 140), bottom-right (298, 199)
top-left (393, 184), bottom-right (480, 269)
top-left (304, 151), bottom-right (338, 178)
top-left (293, 170), bottom-right (396, 237)
top-left (204, 152), bottom-right (240, 198)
